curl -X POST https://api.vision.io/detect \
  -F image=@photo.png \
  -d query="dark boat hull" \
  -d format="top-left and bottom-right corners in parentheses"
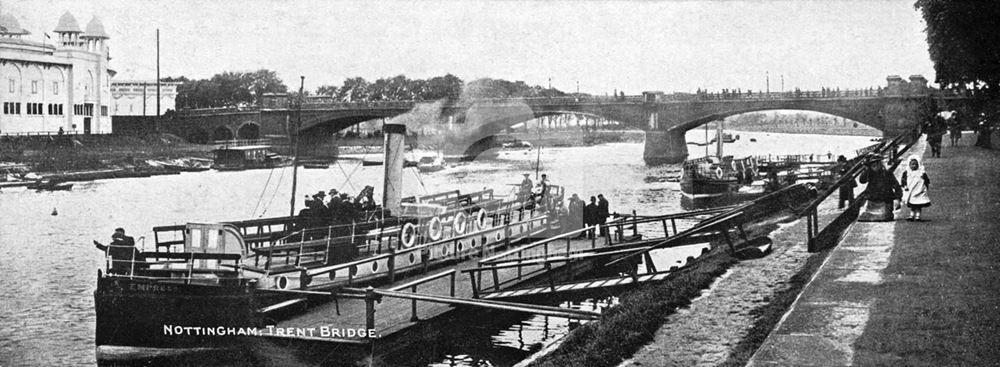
top-left (94, 276), bottom-right (293, 351)
top-left (679, 178), bottom-right (736, 197)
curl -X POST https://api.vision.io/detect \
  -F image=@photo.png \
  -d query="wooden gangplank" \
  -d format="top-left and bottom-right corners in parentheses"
top-left (260, 208), bottom-right (732, 344)
top-left (481, 272), bottom-right (675, 300)
top-left (265, 231), bottom-right (604, 342)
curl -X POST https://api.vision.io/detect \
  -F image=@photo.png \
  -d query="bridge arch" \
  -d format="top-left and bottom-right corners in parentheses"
top-left (237, 122), bottom-right (261, 140)
top-left (213, 126), bottom-right (234, 141)
top-left (668, 106), bottom-right (883, 133)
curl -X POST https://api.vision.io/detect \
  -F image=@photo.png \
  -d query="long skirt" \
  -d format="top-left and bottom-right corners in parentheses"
top-left (858, 200), bottom-right (895, 222)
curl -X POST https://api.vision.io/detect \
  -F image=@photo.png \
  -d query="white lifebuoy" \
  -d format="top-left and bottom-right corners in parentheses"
top-left (715, 167), bottom-right (724, 179)
top-left (475, 209), bottom-right (488, 230)
top-left (275, 276), bottom-right (289, 290)
top-left (453, 212), bottom-right (468, 234)
top-left (427, 217), bottom-right (443, 241)
top-left (400, 222), bottom-right (417, 248)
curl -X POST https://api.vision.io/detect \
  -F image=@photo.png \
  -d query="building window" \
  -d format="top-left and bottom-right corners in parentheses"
top-left (74, 104), bottom-right (83, 115)
top-left (7, 79), bottom-right (13, 93)
top-left (101, 105), bottom-right (108, 116)
top-left (25, 103), bottom-right (44, 115)
top-left (48, 104), bottom-right (64, 115)
top-left (31, 81), bottom-right (38, 94)
top-left (53, 82), bottom-right (59, 95)
top-left (3, 102), bottom-right (21, 114)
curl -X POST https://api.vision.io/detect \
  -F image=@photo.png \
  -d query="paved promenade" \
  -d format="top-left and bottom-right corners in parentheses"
top-left (748, 137), bottom-right (1000, 366)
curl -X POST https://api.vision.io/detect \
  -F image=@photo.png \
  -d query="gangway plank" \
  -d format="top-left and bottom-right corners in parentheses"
top-left (480, 271), bottom-right (675, 300)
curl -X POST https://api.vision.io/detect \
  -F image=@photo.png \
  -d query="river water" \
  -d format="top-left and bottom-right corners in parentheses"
top-left (0, 130), bottom-right (874, 367)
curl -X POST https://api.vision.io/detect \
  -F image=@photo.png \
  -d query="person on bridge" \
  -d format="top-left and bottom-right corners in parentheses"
top-left (858, 154), bottom-right (903, 222)
top-left (901, 156), bottom-right (931, 221)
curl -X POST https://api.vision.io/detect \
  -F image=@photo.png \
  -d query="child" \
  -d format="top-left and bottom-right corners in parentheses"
top-left (901, 155), bottom-right (931, 221)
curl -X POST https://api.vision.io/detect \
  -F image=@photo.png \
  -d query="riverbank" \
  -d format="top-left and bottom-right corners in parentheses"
top-left (1, 134), bottom-right (213, 173)
top-left (749, 137), bottom-right (1000, 366)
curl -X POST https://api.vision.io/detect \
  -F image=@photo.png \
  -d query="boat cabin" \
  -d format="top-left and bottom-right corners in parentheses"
top-left (212, 145), bottom-right (280, 170)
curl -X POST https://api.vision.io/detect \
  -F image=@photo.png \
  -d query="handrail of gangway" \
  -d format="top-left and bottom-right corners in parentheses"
top-left (342, 287), bottom-right (601, 320)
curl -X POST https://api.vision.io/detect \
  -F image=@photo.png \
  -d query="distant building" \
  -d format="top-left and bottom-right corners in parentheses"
top-left (111, 80), bottom-right (180, 116)
top-left (0, 11), bottom-right (116, 135)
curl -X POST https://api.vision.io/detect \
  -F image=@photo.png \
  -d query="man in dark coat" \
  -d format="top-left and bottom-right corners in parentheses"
top-left (567, 194), bottom-right (584, 233)
top-left (583, 196), bottom-right (598, 239)
top-left (597, 194), bottom-right (610, 236)
top-left (93, 228), bottom-right (142, 275)
top-left (858, 155), bottom-right (903, 221)
top-left (836, 155), bottom-right (857, 209)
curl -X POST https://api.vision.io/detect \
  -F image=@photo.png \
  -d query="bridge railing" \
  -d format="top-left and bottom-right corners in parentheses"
top-left (176, 88), bottom-right (971, 116)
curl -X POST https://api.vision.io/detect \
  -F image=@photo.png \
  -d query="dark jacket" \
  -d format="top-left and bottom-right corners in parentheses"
top-left (859, 168), bottom-right (902, 202)
top-left (597, 198), bottom-right (609, 223)
top-left (583, 203), bottom-right (597, 226)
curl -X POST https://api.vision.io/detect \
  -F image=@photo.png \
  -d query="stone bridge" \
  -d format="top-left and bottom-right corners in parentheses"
top-left (168, 75), bottom-right (968, 164)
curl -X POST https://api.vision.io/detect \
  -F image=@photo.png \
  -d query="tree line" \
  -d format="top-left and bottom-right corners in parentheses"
top-left (164, 71), bottom-right (567, 110)
top-left (915, 0), bottom-right (1000, 119)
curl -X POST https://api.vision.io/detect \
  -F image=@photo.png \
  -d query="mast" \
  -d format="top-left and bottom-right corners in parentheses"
top-left (156, 29), bottom-right (160, 131)
top-left (704, 122), bottom-right (709, 157)
top-left (716, 119), bottom-right (724, 157)
top-left (289, 76), bottom-right (304, 218)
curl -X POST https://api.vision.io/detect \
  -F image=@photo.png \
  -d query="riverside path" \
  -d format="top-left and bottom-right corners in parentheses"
top-left (748, 135), bottom-right (1000, 366)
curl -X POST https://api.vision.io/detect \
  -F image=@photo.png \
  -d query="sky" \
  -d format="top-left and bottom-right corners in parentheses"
top-left (4, 0), bottom-right (935, 95)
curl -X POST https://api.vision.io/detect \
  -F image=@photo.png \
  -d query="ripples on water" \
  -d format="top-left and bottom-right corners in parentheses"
top-left (0, 131), bottom-right (872, 367)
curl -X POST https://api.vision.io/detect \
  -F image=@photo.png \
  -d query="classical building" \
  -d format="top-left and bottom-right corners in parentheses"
top-left (111, 80), bottom-right (181, 116)
top-left (0, 11), bottom-right (115, 135)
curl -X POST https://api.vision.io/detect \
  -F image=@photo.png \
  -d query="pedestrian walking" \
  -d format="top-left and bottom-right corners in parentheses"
top-left (901, 156), bottom-right (931, 221)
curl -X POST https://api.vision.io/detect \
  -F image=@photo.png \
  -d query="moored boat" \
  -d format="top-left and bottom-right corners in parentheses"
top-left (92, 122), bottom-right (561, 357)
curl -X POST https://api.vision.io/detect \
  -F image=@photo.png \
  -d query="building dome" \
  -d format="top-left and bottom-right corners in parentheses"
top-left (54, 11), bottom-right (82, 33)
top-left (82, 16), bottom-right (109, 39)
top-left (0, 13), bottom-right (30, 35)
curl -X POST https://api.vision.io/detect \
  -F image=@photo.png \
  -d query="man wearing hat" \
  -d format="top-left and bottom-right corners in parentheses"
top-left (93, 228), bottom-right (141, 275)
top-left (519, 174), bottom-right (533, 202)
top-left (858, 154), bottom-right (902, 221)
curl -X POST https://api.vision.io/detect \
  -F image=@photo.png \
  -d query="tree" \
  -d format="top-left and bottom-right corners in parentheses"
top-left (915, 0), bottom-right (1000, 95)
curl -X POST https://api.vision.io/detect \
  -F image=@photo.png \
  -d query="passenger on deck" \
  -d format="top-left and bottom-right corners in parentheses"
top-left (519, 173), bottom-right (533, 202)
top-left (93, 228), bottom-right (143, 275)
top-left (537, 174), bottom-right (550, 209)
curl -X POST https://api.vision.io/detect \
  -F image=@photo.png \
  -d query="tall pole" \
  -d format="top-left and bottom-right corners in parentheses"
top-left (289, 76), bottom-right (304, 218)
top-left (781, 74), bottom-right (784, 92)
top-left (155, 29), bottom-right (161, 131)
top-left (766, 71), bottom-right (770, 95)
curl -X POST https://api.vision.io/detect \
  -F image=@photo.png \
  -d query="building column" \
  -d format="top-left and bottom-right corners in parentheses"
top-left (643, 129), bottom-right (688, 165)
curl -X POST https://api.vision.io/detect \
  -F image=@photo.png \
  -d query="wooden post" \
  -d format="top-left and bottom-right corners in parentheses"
top-left (410, 285), bottom-right (419, 321)
top-left (632, 210), bottom-right (638, 237)
top-left (469, 271), bottom-right (480, 298)
top-left (671, 218), bottom-right (678, 234)
top-left (365, 286), bottom-right (376, 331)
top-left (450, 271), bottom-right (456, 297)
top-left (388, 249), bottom-right (396, 282)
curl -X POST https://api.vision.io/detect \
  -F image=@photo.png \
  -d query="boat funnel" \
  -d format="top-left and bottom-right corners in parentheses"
top-left (383, 122), bottom-right (407, 217)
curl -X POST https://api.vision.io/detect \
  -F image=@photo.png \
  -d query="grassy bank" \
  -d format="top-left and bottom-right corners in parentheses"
top-left (527, 250), bottom-right (738, 367)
